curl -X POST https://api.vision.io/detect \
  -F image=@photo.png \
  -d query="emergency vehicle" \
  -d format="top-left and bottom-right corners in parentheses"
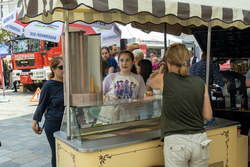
top-left (11, 36), bottom-right (62, 91)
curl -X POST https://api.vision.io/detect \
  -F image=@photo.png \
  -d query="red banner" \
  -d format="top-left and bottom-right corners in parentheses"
top-left (139, 44), bottom-right (147, 59)
top-left (0, 56), bottom-right (5, 94)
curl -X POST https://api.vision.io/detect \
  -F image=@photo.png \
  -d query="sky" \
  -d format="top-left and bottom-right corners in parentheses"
top-left (0, 43), bottom-right (9, 54)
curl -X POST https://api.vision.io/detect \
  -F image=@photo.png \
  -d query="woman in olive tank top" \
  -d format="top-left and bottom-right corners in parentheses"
top-left (149, 43), bottom-right (212, 167)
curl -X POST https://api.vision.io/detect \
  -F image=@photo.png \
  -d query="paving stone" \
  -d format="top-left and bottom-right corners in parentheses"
top-left (7, 143), bottom-right (27, 151)
top-left (1, 140), bottom-right (21, 147)
top-left (22, 140), bottom-right (41, 146)
top-left (41, 163), bottom-right (52, 167)
top-left (12, 153), bottom-right (40, 165)
top-left (4, 149), bottom-right (33, 159)
top-left (0, 160), bottom-right (19, 167)
top-left (20, 157), bottom-right (51, 167)
top-left (34, 150), bottom-right (51, 157)
top-left (18, 136), bottom-right (37, 142)
top-left (0, 156), bottom-right (11, 163)
top-left (0, 91), bottom-right (53, 167)
top-left (0, 149), bottom-right (12, 156)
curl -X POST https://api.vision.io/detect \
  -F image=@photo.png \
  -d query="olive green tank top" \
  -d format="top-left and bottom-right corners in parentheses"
top-left (161, 72), bottom-right (206, 140)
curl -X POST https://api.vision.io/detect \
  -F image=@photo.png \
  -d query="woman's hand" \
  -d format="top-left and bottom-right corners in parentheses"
top-left (32, 120), bottom-right (43, 134)
top-left (149, 73), bottom-right (158, 80)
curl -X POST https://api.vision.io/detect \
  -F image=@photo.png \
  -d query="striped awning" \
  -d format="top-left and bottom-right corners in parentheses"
top-left (17, 0), bottom-right (250, 31)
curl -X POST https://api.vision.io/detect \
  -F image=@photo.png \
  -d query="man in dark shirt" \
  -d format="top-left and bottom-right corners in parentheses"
top-left (189, 52), bottom-right (225, 87)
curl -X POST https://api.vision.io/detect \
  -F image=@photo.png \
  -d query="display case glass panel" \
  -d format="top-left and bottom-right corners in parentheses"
top-left (61, 97), bottom-right (162, 143)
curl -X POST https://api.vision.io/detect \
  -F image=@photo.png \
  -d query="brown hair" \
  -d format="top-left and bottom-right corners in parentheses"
top-left (165, 43), bottom-right (190, 76)
top-left (48, 56), bottom-right (63, 79)
top-left (118, 50), bottom-right (137, 74)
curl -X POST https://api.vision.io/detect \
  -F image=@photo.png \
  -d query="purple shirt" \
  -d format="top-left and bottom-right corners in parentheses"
top-left (103, 72), bottom-right (146, 99)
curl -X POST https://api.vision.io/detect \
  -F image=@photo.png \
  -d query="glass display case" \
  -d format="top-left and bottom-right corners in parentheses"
top-left (60, 96), bottom-right (162, 143)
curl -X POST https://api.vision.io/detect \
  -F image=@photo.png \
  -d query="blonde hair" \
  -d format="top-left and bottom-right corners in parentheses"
top-left (133, 49), bottom-right (144, 61)
top-left (165, 43), bottom-right (190, 76)
top-left (152, 57), bottom-right (158, 63)
top-left (48, 56), bottom-right (63, 79)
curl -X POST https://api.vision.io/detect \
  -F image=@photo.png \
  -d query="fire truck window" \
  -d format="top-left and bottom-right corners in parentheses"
top-left (45, 41), bottom-right (58, 51)
top-left (13, 39), bottom-right (40, 54)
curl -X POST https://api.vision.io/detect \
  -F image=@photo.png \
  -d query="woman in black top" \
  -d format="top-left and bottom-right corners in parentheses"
top-left (149, 44), bottom-right (212, 167)
top-left (32, 56), bottom-right (64, 167)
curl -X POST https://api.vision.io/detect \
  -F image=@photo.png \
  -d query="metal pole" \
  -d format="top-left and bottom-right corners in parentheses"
top-left (206, 22), bottom-right (211, 87)
top-left (164, 23), bottom-right (167, 52)
top-left (64, 11), bottom-right (71, 140)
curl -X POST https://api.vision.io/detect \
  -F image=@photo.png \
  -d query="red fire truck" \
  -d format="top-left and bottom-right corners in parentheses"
top-left (11, 37), bottom-right (62, 91)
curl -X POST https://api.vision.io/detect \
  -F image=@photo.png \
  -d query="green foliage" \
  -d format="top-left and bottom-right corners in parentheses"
top-left (0, 28), bottom-right (14, 46)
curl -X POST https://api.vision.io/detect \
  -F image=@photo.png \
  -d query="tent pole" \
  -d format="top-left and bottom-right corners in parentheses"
top-left (164, 23), bottom-right (167, 52)
top-left (64, 11), bottom-right (71, 140)
top-left (206, 22), bottom-right (211, 87)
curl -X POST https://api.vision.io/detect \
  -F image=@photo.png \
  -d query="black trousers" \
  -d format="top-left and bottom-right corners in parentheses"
top-left (45, 120), bottom-right (62, 167)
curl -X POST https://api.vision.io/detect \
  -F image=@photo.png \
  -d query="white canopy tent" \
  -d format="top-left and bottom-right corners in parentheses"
top-left (118, 24), bottom-right (182, 47)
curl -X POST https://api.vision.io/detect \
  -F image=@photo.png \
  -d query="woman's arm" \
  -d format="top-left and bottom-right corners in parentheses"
top-left (203, 85), bottom-right (213, 121)
top-left (148, 73), bottom-right (164, 92)
top-left (32, 84), bottom-right (49, 134)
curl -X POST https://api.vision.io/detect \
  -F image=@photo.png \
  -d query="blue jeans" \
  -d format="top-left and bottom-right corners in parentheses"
top-left (45, 120), bottom-right (62, 167)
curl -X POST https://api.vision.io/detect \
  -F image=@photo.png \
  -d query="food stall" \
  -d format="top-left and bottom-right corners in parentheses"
top-left (192, 26), bottom-right (250, 135)
top-left (48, 30), bottom-right (247, 167)
top-left (16, 0), bottom-right (250, 167)
top-left (55, 98), bottom-right (248, 167)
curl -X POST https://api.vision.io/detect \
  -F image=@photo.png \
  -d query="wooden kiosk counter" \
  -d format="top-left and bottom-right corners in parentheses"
top-left (54, 98), bottom-right (248, 167)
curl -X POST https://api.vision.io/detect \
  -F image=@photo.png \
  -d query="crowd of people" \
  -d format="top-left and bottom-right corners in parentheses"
top-left (33, 42), bottom-right (217, 167)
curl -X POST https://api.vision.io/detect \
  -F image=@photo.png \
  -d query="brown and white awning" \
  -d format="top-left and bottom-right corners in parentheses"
top-left (17, 0), bottom-right (250, 30)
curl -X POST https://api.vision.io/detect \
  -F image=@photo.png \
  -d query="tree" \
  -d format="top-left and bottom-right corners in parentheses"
top-left (0, 29), bottom-right (14, 53)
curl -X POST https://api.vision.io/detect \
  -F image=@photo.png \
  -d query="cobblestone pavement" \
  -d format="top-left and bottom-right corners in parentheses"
top-left (0, 89), bottom-right (52, 167)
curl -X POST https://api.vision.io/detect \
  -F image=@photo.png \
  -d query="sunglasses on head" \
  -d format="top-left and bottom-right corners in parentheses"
top-left (170, 43), bottom-right (183, 48)
top-left (55, 65), bottom-right (63, 70)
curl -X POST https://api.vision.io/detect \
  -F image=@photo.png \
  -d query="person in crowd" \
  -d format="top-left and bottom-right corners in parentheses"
top-left (149, 43), bottom-right (212, 167)
top-left (152, 57), bottom-right (159, 71)
top-left (127, 43), bottom-right (139, 52)
top-left (101, 47), bottom-right (118, 75)
top-left (103, 50), bottom-right (146, 100)
top-left (110, 44), bottom-right (118, 57)
top-left (190, 49), bottom-right (199, 66)
top-left (31, 56), bottom-right (64, 167)
top-left (189, 52), bottom-right (225, 87)
top-left (3, 59), bottom-right (9, 88)
top-left (6, 60), bottom-right (18, 92)
top-left (137, 59), bottom-right (152, 91)
top-left (246, 69), bottom-right (250, 87)
top-left (133, 49), bottom-right (144, 67)
top-left (102, 59), bottom-right (109, 80)
top-left (114, 51), bottom-right (119, 63)
top-left (149, 50), bottom-right (158, 60)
